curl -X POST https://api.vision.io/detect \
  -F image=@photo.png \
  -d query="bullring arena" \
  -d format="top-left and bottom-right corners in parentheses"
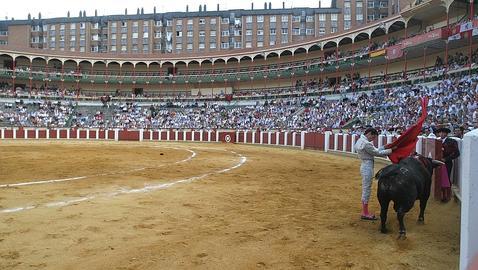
top-left (0, 138), bottom-right (460, 270)
top-left (0, 140), bottom-right (459, 269)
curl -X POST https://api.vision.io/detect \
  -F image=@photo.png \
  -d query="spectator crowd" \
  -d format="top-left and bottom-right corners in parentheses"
top-left (1, 71), bottom-right (477, 137)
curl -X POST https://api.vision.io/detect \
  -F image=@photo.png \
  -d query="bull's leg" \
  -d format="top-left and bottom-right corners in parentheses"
top-left (379, 199), bottom-right (390, 234)
top-left (397, 210), bottom-right (407, 240)
top-left (418, 197), bottom-right (428, 224)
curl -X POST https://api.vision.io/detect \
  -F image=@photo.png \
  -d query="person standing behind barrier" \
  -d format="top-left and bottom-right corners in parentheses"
top-left (436, 126), bottom-right (460, 202)
top-left (354, 127), bottom-right (394, 220)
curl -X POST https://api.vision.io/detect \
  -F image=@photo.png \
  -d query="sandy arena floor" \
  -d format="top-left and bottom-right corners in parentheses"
top-left (0, 140), bottom-right (460, 270)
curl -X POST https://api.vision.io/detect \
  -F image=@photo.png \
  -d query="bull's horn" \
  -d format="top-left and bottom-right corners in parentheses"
top-left (432, 160), bottom-right (445, 166)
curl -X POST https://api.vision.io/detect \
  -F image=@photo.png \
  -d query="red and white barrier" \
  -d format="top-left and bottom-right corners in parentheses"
top-left (460, 129), bottom-right (478, 270)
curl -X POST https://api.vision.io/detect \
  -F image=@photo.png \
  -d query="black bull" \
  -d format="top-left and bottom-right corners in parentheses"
top-left (375, 155), bottom-right (444, 239)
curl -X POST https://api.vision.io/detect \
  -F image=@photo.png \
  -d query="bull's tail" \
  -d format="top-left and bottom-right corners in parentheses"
top-left (375, 168), bottom-right (384, 180)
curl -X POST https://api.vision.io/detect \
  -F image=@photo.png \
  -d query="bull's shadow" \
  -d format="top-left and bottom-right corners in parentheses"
top-left (375, 155), bottom-right (443, 240)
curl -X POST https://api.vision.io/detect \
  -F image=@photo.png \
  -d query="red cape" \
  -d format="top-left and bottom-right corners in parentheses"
top-left (387, 96), bottom-right (428, 164)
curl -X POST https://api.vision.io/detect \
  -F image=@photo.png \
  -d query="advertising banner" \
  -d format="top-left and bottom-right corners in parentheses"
top-left (386, 45), bottom-right (403, 60)
top-left (402, 28), bottom-right (445, 48)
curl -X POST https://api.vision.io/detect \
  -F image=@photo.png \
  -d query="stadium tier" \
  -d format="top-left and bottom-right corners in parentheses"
top-left (0, 0), bottom-right (477, 132)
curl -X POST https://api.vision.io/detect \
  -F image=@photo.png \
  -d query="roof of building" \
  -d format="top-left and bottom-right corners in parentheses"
top-left (0, 7), bottom-right (341, 26)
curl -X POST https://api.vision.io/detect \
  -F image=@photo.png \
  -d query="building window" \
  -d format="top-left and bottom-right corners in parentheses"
top-left (210, 42), bottom-right (216, 49)
top-left (380, 1), bottom-right (388, 8)
top-left (245, 42), bottom-right (252, 48)
top-left (368, 14), bottom-right (375, 21)
top-left (199, 43), bottom-right (205, 49)
top-left (344, 21), bottom-right (351, 31)
top-left (306, 16), bottom-right (314, 22)
top-left (187, 43), bottom-right (193, 50)
top-left (319, 28), bottom-right (325, 36)
top-left (331, 14), bottom-right (338, 21)
top-left (176, 31), bottom-right (182, 37)
top-left (281, 37), bottom-right (288, 44)
top-left (80, 22), bottom-right (85, 29)
top-left (368, 1), bottom-right (374, 8)
top-left (257, 30), bottom-right (264, 36)
top-left (281, 15), bottom-right (288, 22)
top-left (257, 15), bottom-right (264, 22)
top-left (246, 30), bottom-right (252, 36)
top-left (270, 29), bottom-right (276, 35)
top-left (155, 20), bottom-right (162, 27)
top-left (292, 28), bottom-right (300, 35)
top-left (221, 42), bottom-right (229, 49)
top-left (270, 16), bottom-right (276, 22)
top-left (356, 1), bottom-right (364, 22)
top-left (80, 46), bottom-right (85, 52)
top-left (281, 28), bottom-right (288, 34)
top-left (306, 29), bottom-right (314, 35)
top-left (257, 41), bottom-right (263, 47)
top-left (167, 20), bottom-right (172, 26)
top-left (210, 18), bottom-right (216, 25)
top-left (210, 30), bottom-right (216, 37)
top-left (132, 32), bottom-right (139, 38)
top-left (234, 42), bottom-right (242, 48)
top-left (222, 30), bottom-right (229, 36)
top-left (188, 31), bottom-right (194, 37)
top-left (234, 30), bottom-right (242, 36)
top-left (221, 18), bottom-right (229, 24)
top-left (246, 16), bottom-right (252, 23)
top-left (188, 19), bottom-right (193, 25)
top-left (199, 18), bottom-right (206, 24)
top-left (269, 40), bottom-right (275, 46)
top-left (176, 19), bottom-right (182, 26)
top-left (143, 32), bottom-right (149, 38)
top-left (293, 16), bottom-right (300, 22)
top-left (176, 43), bottom-right (182, 50)
top-left (121, 45), bottom-right (127, 51)
top-left (331, 27), bottom-right (338, 33)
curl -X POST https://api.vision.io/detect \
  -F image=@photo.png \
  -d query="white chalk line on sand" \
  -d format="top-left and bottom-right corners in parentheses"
top-left (0, 150), bottom-right (247, 214)
top-left (0, 147), bottom-right (196, 188)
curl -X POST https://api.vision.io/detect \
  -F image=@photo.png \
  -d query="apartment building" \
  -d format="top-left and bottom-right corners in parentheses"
top-left (0, 0), bottom-right (402, 55)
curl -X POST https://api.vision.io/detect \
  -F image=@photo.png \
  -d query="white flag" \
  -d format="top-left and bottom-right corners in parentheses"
top-left (448, 33), bottom-right (462, 41)
top-left (460, 21), bottom-right (473, 33)
top-left (473, 28), bottom-right (478, 36)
